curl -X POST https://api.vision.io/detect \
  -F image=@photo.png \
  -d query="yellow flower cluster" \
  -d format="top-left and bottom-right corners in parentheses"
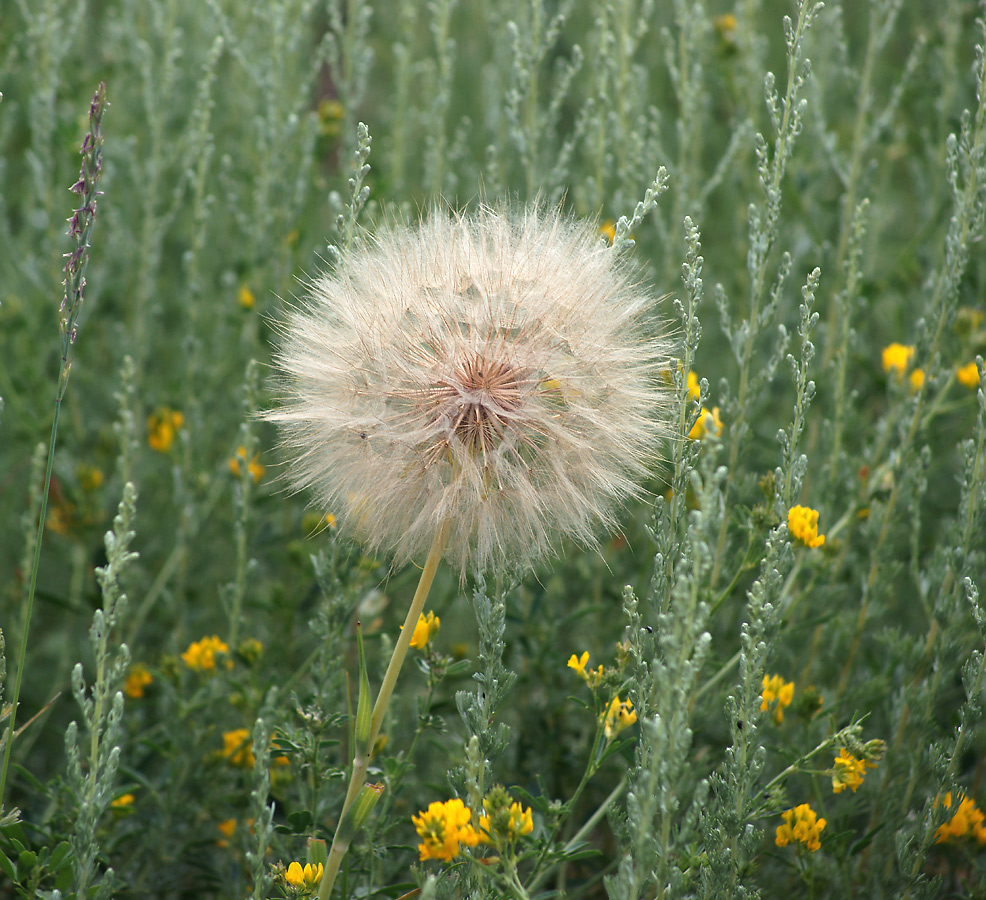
top-left (957, 360), bottom-right (981, 389)
top-left (181, 635), bottom-right (232, 672)
top-left (229, 445), bottom-right (265, 483)
top-left (222, 729), bottom-right (255, 769)
top-left (775, 803), bottom-right (826, 852)
top-left (832, 748), bottom-right (872, 793)
top-left (123, 663), bottom-right (153, 699)
top-left (147, 407), bottom-right (184, 453)
top-left (689, 405), bottom-right (723, 440)
top-left (603, 696), bottom-right (637, 739)
top-left (567, 650), bottom-right (604, 687)
top-left (761, 674), bottom-right (794, 724)
top-left (881, 342), bottom-right (925, 392)
top-left (238, 284), bottom-right (256, 309)
top-left (935, 793), bottom-right (986, 844)
top-left (478, 785), bottom-right (535, 850)
top-left (412, 798), bottom-right (483, 861)
top-left (285, 861), bottom-right (323, 891)
top-left (881, 342), bottom-right (915, 377)
top-left (480, 800), bottom-right (533, 844)
top-left (408, 610), bottom-right (441, 650)
top-left (788, 505), bottom-right (825, 548)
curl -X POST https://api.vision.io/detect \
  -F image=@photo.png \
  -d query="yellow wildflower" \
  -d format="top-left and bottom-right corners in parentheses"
top-left (478, 786), bottom-right (534, 848)
top-left (599, 220), bottom-right (616, 244)
top-left (123, 663), bottom-right (153, 699)
top-left (688, 406), bottom-right (722, 440)
top-left (412, 798), bottom-right (483, 862)
top-left (957, 360), bottom-right (981, 389)
top-left (285, 861), bottom-right (324, 890)
top-left (603, 696), bottom-right (637, 739)
top-left (832, 748), bottom-right (872, 793)
top-left (788, 505), bottom-right (825, 548)
top-left (217, 818), bottom-right (237, 847)
top-left (686, 370), bottom-right (701, 402)
top-left (222, 728), bottom-right (255, 768)
top-left (935, 793), bottom-right (986, 844)
top-left (229, 446), bottom-right (265, 483)
top-left (714, 12), bottom-right (738, 35)
top-left (881, 342), bottom-right (915, 380)
top-left (909, 367), bottom-right (925, 393)
top-left (761, 674), bottom-right (794, 724)
top-left (238, 284), bottom-right (256, 309)
top-left (568, 651), bottom-right (589, 678)
top-left (181, 635), bottom-right (232, 673)
top-left (77, 464), bottom-right (104, 492)
top-left (567, 651), bottom-right (604, 687)
top-left (110, 793), bottom-right (134, 809)
top-left (405, 610), bottom-right (441, 650)
top-left (147, 407), bottom-right (184, 453)
top-left (775, 803), bottom-right (826, 852)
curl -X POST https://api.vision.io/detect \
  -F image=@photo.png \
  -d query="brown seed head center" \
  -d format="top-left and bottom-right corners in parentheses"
top-left (433, 352), bottom-right (524, 456)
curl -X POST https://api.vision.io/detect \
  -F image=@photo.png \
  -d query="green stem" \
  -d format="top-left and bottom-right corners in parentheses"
top-left (0, 401), bottom-right (60, 814)
top-left (319, 520), bottom-right (450, 900)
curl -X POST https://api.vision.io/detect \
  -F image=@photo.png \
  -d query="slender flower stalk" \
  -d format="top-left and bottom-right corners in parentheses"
top-left (0, 83), bottom-right (107, 817)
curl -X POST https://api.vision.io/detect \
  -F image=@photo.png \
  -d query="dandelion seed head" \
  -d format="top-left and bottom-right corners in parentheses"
top-left (266, 205), bottom-right (671, 574)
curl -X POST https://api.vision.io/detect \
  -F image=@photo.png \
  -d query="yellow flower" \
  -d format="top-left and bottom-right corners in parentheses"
top-left (603, 696), bottom-right (637, 739)
top-left (775, 803), bottom-right (826, 852)
top-left (761, 674), bottom-right (794, 724)
top-left (285, 861), bottom-right (324, 890)
top-left (686, 370), bottom-right (701, 402)
top-left (229, 445), bottom-right (265, 483)
top-left (957, 360), bottom-right (981, 389)
top-left (832, 748), bottom-right (871, 793)
top-left (599, 220), bottom-right (617, 244)
top-left (405, 610), bottom-right (441, 650)
top-left (788, 505), bottom-right (825, 548)
top-left (238, 284), bottom-right (256, 309)
top-left (147, 407), bottom-right (184, 453)
top-left (123, 663), bottom-right (152, 698)
top-left (216, 818), bottom-right (237, 847)
top-left (222, 728), bottom-right (255, 768)
top-left (568, 651), bottom-right (589, 679)
top-left (478, 786), bottom-right (534, 848)
top-left (110, 793), bottom-right (134, 809)
top-left (908, 367), bottom-right (925, 393)
top-left (567, 651), bottom-right (604, 687)
top-left (935, 793), bottom-right (986, 844)
top-left (688, 406), bottom-right (722, 440)
top-left (881, 342), bottom-right (915, 379)
top-left (77, 464), bottom-right (104, 492)
top-left (412, 798), bottom-right (483, 862)
top-left (714, 12), bottom-right (738, 34)
top-left (181, 635), bottom-right (232, 673)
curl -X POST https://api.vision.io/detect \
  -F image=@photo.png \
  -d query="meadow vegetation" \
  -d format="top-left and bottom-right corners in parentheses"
top-left (1, 0), bottom-right (985, 897)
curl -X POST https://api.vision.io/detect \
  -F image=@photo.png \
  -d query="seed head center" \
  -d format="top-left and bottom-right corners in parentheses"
top-left (438, 353), bottom-right (524, 455)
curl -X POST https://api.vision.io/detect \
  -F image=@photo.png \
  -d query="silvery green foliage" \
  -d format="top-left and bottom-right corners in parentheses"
top-left (454, 578), bottom-right (516, 794)
top-left (65, 482), bottom-right (138, 900)
top-left (247, 712), bottom-right (277, 900)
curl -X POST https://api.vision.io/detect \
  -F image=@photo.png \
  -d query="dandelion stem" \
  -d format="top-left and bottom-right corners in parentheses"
top-left (319, 520), bottom-right (450, 900)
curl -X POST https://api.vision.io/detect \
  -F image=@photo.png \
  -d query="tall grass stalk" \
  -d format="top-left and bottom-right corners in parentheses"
top-left (0, 83), bottom-right (106, 819)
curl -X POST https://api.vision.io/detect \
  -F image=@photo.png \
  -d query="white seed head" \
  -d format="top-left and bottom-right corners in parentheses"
top-left (266, 205), bottom-right (671, 575)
